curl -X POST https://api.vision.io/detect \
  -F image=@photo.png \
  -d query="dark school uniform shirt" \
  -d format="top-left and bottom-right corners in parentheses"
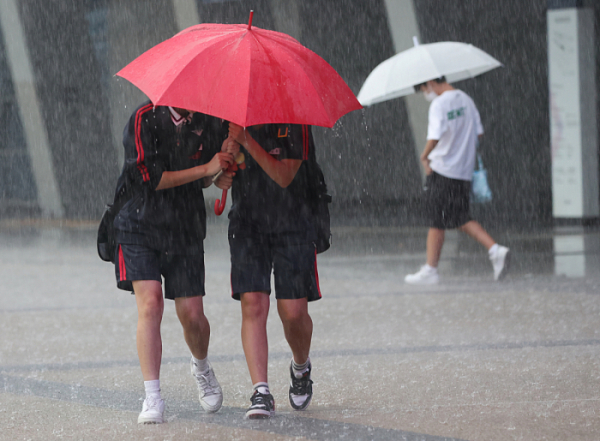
top-left (113, 102), bottom-right (224, 253)
top-left (229, 124), bottom-right (315, 236)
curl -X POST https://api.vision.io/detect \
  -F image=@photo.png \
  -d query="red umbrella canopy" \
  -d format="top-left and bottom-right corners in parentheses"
top-left (116, 13), bottom-right (362, 128)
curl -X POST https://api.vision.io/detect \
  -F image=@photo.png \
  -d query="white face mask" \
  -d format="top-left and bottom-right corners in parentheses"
top-left (423, 89), bottom-right (438, 102)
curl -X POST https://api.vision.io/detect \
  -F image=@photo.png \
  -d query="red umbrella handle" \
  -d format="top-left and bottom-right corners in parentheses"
top-left (214, 189), bottom-right (228, 216)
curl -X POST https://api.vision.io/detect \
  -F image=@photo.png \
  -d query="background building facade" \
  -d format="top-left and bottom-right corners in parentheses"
top-left (0, 0), bottom-right (598, 231)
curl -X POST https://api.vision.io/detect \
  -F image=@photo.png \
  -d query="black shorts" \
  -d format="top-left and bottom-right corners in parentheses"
top-left (424, 171), bottom-right (472, 230)
top-left (228, 223), bottom-right (321, 302)
top-left (114, 243), bottom-right (205, 300)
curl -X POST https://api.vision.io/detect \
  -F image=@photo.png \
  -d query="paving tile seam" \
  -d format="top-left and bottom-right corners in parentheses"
top-left (2, 338), bottom-right (599, 373)
top-left (321, 251), bottom-right (600, 266)
top-left (388, 397), bottom-right (600, 412)
top-left (0, 305), bottom-right (132, 313)
top-left (326, 287), bottom-right (598, 297)
top-left (3, 281), bottom-right (599, 314)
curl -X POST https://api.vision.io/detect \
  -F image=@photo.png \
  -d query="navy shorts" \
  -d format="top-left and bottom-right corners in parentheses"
top-left (424, 171), bottom-right (472, 230)
top-left (115, 243), bottom-right (205, 300)
top-left (228, 223), bottom-right (321, 302)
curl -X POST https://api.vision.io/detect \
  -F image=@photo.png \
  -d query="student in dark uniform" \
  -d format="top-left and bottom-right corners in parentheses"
top-left (113, 101), bottom-right (236, 424)
top-left (227, 122), bottom-right (321, 419)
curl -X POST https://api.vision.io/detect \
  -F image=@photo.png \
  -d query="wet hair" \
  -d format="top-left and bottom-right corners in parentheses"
top-left (413, 76), bottom-right (447, 93)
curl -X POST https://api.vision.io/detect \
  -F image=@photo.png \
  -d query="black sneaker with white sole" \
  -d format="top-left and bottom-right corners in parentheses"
top-left (245, 390), bottom-right (275, 419)
top-left (288, 362), bottom-right (313, 410)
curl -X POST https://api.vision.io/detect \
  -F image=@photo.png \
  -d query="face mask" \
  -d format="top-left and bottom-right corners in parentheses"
top-left (423, 90), bottom-right (438, 102)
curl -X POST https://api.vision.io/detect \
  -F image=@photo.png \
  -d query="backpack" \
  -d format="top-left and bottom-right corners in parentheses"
top-left (97, 185), bottom-right (131, 263)
top-left (308, 161), bottom-right (332, 254)
top-left (300, 128), bottom-right (332, 254)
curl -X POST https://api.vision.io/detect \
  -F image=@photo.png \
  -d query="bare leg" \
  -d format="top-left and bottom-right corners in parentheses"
top-left (240, 291), bottom-right (270, 385)
top-left (133, 280), bottom-right (164, 381)
top-left (458, 220), bottom-right (495, 250)
top-left (277, 298), bottom-right (312, 364)
top-left (426, 228), bottom-right (445, 268)
top-left (175, 296), bottom-right (210, 360)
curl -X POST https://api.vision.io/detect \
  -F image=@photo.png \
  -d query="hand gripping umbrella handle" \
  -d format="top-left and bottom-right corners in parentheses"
top-left (214, 189), bottom-right (227, 216)
top-left (213, 152), bottom-right (245, 216)
top-left (213, 151), bottom-right (246, 182)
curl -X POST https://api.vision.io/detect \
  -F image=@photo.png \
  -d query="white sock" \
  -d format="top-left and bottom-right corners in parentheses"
top-left (144, 379), bottom-right (161, 399)
top-left (192, 355), bottom-right (209, 374)
top-left (424, 264), bottom-right (437, 273)
top-left (253, 382), bottom-right (270, 395)
top-left (488, 244), bottom-right (499, 256)
top-left (292, 357), bottom-right (310, 378)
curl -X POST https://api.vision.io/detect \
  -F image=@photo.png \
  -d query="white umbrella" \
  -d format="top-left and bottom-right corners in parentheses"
top-left (357, 38), bottom-right (502, 106)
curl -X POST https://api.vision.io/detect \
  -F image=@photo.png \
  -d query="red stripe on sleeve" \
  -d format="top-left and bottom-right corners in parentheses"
top-left (134, 104), bottom-right (153, 182)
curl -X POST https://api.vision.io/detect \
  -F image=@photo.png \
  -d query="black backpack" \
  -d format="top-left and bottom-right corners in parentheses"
top-left (97, 185), bottom-right (131, 263)
top-left (308, 161), bottom-right (332, 254)
top-left (300, 129), bottom-right (332, 254)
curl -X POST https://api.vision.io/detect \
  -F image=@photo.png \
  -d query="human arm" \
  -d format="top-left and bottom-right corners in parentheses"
top-left (420, 139), bottom-right (438, 175)
top-left (122, 104), bottom-right (233, 191)
top-left (420, 95), bottom-right (448, 176)
top-left (213, 171), bottom-right (234, 190)
top-left (222, 135), bottom-right (240, 155)
top-left (122, 104), bottom-right (169, 191)
top-left (213, 135), bottom-right (239, 189)
top-left (198, 136), bottom-right (240, 189)
top-left (474, 101), bottom-right (484, 143)
top-left (228, 123), bottom-right (301, 188)
top-left (155, 152), bottom-right (233, 190)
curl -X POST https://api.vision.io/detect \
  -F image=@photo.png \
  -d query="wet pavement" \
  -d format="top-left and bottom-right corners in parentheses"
top-left (1, 219), bottom-right (600, 440)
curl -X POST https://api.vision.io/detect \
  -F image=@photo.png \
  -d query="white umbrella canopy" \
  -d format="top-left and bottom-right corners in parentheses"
top-left (357, 40), bottom-right (502, 106)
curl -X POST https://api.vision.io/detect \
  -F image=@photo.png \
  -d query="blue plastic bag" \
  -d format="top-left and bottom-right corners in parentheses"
top-left (471, 153), bottom-right (492, 204)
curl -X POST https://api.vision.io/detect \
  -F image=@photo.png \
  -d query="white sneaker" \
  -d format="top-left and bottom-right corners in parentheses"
top-left (490, 245), bottom-right (510, 281)
top-left (404, 265), bottom-right (439, 285)
top-left (191, 358), bottom-right (223, 413)
top-left (138, 395), bottom-right (165, 424)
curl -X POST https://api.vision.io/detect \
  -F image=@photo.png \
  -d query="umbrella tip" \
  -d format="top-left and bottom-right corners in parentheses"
top-left (412, 36), bottom-right (419, 46)
top-left (248, 10), bottom-right (254, 29)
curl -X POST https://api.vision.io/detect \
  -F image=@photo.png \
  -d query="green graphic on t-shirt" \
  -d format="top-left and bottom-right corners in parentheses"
top-left (447, 107), bottom-right (465, 120)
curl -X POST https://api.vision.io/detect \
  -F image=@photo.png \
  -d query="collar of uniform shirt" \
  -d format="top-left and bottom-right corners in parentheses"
top-left (168, 106), bottom-right (194, 126)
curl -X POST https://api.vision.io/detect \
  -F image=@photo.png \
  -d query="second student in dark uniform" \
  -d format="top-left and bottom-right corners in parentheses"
top-left (112, 102), bottom-right (236, 424)
top-left (227, 122), bottom-right (321, 419)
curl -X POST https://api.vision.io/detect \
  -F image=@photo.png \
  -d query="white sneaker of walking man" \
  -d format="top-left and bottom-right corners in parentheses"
top-left (489, 244), bottom-right (510, 281)
top-left (405, 264), bottom-right (440, 285)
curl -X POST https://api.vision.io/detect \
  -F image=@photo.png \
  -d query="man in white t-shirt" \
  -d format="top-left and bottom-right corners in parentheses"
top-left (405, 77), bottom-right (510, 285)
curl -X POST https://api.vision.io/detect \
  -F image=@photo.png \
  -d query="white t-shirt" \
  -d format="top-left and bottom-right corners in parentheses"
top-left (426, 89), bottom-right (483, 181)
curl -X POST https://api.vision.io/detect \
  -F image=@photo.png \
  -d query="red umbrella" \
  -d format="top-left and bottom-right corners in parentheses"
top-left (116, 11), bottom-right (362, 128)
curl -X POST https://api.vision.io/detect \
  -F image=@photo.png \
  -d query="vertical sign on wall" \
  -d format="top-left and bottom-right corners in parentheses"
top-left (548, 7), bottom-right (598, 219)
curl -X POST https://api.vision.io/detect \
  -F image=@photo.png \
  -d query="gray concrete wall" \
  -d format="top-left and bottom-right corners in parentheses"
top-left (17, 0), bottom-right (116, 218)
top-left (297, 0), bottom-right (422, 226)
top-left (0, 0), bottom-right (65, 218)
top-left (1, 0), bottom-right (598, 228)
top-left (107, 0), bottom-right (179, 177)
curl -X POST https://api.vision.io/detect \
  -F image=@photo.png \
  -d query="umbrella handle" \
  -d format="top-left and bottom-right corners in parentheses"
top-left (214, 189), bottom-right (228, 216)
